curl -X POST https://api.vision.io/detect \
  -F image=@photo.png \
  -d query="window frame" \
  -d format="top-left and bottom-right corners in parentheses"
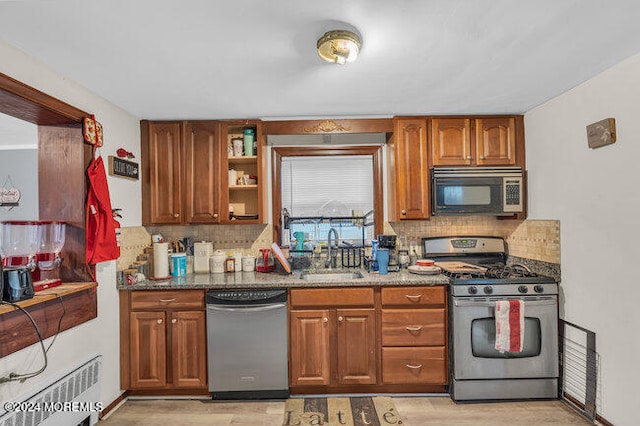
top-left (271, 145), bottom-right (384, 245)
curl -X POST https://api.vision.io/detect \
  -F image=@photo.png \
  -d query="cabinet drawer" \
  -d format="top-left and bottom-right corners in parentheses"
top-left (290, 288), bottom-right (374, 307)
top-left (381, 286), bottom-right (445, 307)
top-left (130, 290), bottom-right (204, 310)
top-left (381, 309), bottom-right (445, 346)
top-left (382, 347), bottom-right (447, 385)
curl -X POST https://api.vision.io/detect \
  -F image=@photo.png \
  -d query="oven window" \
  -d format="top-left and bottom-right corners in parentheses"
top-left (471, 317), bottom-right (541, 358)
top-left (443, 186), bottom-right (491, 205)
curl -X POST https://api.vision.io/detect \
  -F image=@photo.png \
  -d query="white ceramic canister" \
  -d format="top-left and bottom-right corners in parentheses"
top-left (232, 138), bottom-right (243, 156)
top-left (193, 241), bottom-right (213, 273)
top-left (242, 255), bottom-right (255, 272)
top-left (210, 249), bottom-right (226, 273)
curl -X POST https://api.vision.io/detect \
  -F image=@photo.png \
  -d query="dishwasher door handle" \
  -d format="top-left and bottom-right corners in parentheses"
top-left (206, 303), bottom-right (287, 313)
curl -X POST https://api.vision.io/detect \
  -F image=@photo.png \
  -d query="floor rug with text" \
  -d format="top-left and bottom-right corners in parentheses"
top-left (282, 396), bottom-right (403, 426)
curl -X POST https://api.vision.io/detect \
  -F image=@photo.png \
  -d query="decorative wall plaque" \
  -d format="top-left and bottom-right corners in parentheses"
top-left (0, 176), bottom-right (20, 210)
top-left (586, 118), bottom-right (616, 149)
top-left (108, 155), bottom-right (139, 180)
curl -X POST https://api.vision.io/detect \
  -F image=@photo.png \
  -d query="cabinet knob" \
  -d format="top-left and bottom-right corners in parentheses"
top-left (157, 319), bottom-right (163, 324)
top-left (323, 317), bottom-right (329, 323)
top-left (479, 156), bottom-right (486, 160)
top-left (466, 156), bottom-right (472, 160)
top-left (159, 298), bottom-right (176, 303)
top-left (405, 294), bottom-right (422, 302)
top-left (401, 209), bottom-right (407, 215)
top-left (171, 318), bottom-right (177, 324)
top-left (338, 316), bottom-right (344, 322)
top-left (405, 326), bottom-right (423, 332)
top-left (213, 213), bottom-right (218, 219)
top-left (174, 213), bottom-right (180, 218)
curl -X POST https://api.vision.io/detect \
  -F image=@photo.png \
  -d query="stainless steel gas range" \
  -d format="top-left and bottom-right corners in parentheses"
top-left (423, 236), bottom-right (559, 402)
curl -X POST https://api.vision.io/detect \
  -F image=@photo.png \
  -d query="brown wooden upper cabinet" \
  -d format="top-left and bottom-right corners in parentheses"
top-left (144, 121), bottom-right (184, 224)
top-left (431, 117), bottom-right (517, 166)
top-left (388, 117), bottom-right (430, 221)
top-left (141, 120), bottom-right (265, 225)
top-left (184, 121), bottom-right (221, 223)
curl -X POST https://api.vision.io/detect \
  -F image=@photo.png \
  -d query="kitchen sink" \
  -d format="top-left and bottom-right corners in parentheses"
top-left (299, 270), bottom-right (364, 281)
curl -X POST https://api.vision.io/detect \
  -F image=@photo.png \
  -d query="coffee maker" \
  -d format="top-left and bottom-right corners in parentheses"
top-left (377, 235), bottom-right (399, 272)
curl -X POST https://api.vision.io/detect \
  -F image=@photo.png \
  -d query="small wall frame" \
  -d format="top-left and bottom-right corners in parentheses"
top-left (586, 118), bottom-right (616, 149)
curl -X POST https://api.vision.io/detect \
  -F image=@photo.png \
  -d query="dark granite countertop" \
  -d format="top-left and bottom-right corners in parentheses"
top-left (118, 269), bottom-right (450, 290)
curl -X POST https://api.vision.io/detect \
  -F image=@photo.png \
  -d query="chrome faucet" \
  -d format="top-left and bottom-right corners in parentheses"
top-left (325, 228), bottom-right (339, 268)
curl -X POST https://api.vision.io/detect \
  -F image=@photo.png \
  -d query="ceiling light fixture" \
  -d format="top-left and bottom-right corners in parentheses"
top-left (317, 30), bottom-right (361, 65)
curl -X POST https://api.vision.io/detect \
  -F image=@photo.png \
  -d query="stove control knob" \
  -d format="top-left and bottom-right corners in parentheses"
top-left (534, 285), bottom-right (544, 293)
top-left (468, 286), bottom-right (478, 295)
top-left (483, 286), bottom-right (493, 295)
top-left (518, 285), bottom-right (529, 294)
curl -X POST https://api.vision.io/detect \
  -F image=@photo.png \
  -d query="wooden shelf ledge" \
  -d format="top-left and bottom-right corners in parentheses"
top-left (0, 282), bottom-right (98, 358)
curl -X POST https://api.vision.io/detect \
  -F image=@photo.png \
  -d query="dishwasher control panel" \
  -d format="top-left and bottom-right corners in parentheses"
top-left (206, 289), bottom-right (287, 305)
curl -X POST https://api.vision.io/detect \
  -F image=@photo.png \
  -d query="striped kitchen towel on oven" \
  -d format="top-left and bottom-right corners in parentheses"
top-left (495, 300), bottom-right (525, 352)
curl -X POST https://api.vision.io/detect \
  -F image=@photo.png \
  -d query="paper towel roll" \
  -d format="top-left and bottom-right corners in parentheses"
top-left (153, 242), bottom-right (169, 278)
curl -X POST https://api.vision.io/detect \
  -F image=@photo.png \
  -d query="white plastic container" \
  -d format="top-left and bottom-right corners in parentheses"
top-left (171, 253), bottom-right (187, 277)
top-left (233, 252), bottom-right (243, 272)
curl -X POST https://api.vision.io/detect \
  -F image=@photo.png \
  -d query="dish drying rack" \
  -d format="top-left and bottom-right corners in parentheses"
top-left (283, 209), bottom-right (372, 268)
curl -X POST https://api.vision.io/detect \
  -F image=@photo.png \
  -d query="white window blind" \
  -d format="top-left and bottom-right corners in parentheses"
top-left (281, 155), bottom-right (373, 217)
top-left (281, 155), bottom-right (374, 245)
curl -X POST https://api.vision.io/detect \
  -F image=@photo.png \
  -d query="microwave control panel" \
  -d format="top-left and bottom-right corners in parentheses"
top-left (503, 177), bottom-right (523, 212)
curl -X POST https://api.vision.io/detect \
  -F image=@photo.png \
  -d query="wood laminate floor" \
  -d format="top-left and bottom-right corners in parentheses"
top-left (100, 396), bottom-right (594, 425)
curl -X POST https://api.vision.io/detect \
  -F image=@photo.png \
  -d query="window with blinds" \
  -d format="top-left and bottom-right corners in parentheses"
top-left (281, 155), bottom-right (374, 246)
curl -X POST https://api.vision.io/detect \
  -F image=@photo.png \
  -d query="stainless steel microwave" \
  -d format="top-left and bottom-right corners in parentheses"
top-left (431, 167), bottom-right (523, 216)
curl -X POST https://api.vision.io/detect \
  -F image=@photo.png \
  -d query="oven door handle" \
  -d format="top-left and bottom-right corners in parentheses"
top-left (453, 297), bottom-right (556, 307)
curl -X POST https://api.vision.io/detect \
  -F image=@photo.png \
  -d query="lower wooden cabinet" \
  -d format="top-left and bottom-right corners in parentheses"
top-left (381, 286), bottom-right (448, 387)
top-left (336, 309), bottom-right (377, 385)
top-left (170, 310), bottom-right (208, 388)
top-left (289, 285), bottom-right (448, 394)
top-left (289, 289), bottom-right (377, 390)
top-left (382, 347), bottom-right (447, 384)
top-left (129, 311), bottom-right (167, 388)
top-left (289, 309), bottom-right (331, 386)
top-left (121, 290), bottom-right (208, 393)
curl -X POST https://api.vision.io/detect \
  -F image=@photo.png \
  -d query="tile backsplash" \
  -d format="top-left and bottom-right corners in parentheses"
top-left (118, 218), bottom-right (560, 272)
top-left (387, 217), bottom-right (560, 264)
top-left (118, 224), bottom-right (273, 271)
top-left (504, 219), bottom-right (560, 264)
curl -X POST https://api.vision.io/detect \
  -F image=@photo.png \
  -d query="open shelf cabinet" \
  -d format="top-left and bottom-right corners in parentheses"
top-left (221, 120), bottom-right (265, 224)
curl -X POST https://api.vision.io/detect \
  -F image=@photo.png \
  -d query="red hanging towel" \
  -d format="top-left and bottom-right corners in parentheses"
top-left (494, 300), bottom-right (525, 353)
top-left (86, 155), bottom-right (120, 265)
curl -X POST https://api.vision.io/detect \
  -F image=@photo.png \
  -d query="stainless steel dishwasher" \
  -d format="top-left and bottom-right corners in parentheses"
top-left (206, 289), bottom-right (289, 399)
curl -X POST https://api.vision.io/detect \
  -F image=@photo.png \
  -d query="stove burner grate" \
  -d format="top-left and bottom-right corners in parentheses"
top-left (443, 264), bottom-right (540, 281)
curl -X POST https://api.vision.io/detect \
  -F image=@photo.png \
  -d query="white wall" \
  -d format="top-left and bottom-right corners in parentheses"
top-left (0, 38), bottom-right (141, 408)
top-left (525, 52), bottom-right (640, 426)
top-left (0, 113), bottom-right (39, 220)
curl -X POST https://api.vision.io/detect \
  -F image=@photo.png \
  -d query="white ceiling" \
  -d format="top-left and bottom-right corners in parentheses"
top-left (2, 0), bottom-right (640, 120)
